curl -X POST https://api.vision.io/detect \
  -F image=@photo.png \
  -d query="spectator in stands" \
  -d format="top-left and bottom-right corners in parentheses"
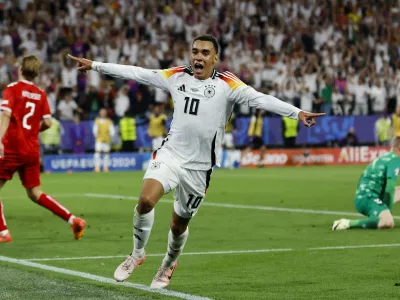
top-left (281, 116), bottom-right (299, 149)
top-left (148, 105), bottom-right (168, 152)
top-left (0, 53), bottom-right (12, 93)
top-left (130, 90), bottom-right (149, 118)
top-left (57, 93), bottom-right (81, 121)
top-left (71, 113), bottom-right (85, 154)
top-left (369, 79), bottom-right (386, 115)
top-left (115, 85), bottom-right (130, 120)
top-left (98, 80), bottom-right (116, 119)
top-left (123, 38), bottom-right (139, 65)
top-left (0, 27), bottom-right (13, 56)
top-left (119, 111), bottom-right (137, 153)
top-left (342, 88), bottom-right (355, 115)
top-left (353, 78), bottom-right (368, 116)
top-left (320, 76), bottom-right (333, 115)
top-left (341, 128), bottom-right (359, 147)
top-left (300, 85), bottom-right (315, 113)
top-left (59, 53), bottom-right (78, 93)
top-left (375, 115), bottom-right (391, 146)
top-left (93, 108), bottom-right (115, 173)
top-left (331, 86), bottom-right (344, 115)
top-left (46, 86), bottom-right (57, 115)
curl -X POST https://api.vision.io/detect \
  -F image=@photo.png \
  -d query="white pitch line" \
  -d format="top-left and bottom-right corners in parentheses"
top-left (0, 255), bottom-right (212, 300)
top-left (82, 193), bottom-right (400, 219)
top-left (24, 243), bottom-right (400, 262)
top-left (308, 243), bottom-right (400, 251)
top-left (25, 248), bottom-right (294, 262)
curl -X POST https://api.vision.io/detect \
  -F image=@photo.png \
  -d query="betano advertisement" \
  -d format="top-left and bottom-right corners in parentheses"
top-left (240, 146), bottom-right (391, 168)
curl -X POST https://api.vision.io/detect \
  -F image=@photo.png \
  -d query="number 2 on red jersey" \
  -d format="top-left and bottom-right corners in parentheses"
top-left (23, 102), bottom-right (36, 130)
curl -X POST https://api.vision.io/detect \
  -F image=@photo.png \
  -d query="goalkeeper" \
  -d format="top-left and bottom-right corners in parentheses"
top-left (333, 136), bottom-right (400, 230)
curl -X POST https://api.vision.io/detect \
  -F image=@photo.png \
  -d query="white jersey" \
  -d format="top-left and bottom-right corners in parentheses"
top-left (92, 62), bottom-right (302, 170)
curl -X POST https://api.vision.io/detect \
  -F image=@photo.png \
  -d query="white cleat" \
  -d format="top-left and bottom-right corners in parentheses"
top-left (332, 219), bottom-right (350, 231)
top-left (114, 253), bottom-right (146, 282)
top-left (150, 260), bottom-right (178, 289)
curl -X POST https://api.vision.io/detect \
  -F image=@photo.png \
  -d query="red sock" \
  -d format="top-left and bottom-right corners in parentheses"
top-left (38, 194), bottom-right (72, 223)
top-left (0, 201), bottom-right (8, 232)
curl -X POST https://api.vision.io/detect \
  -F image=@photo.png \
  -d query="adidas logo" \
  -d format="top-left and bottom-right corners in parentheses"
top-left (177, 84), bottom-right (185, 92)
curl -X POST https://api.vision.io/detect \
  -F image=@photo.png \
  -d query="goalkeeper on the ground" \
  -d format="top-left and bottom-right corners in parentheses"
top-left (333, 136), bottom-right (400, 230)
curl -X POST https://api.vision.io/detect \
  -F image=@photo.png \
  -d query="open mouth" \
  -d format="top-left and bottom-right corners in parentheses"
top-left (194, 63), bottom-right (204, 71)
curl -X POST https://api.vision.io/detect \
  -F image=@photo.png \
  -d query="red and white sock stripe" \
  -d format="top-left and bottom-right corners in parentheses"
top-left (0, 201), bottom-right (8, 233)
top-left (46, 195), bottom-right (71, 215)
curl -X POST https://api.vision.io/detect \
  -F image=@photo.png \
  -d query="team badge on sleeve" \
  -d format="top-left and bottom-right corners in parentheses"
top-left (204, 85), bottom-right (215, 98)
top-left (151, 162), bottom-right (161, 170)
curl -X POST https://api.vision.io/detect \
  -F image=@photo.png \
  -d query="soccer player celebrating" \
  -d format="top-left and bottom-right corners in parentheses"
top-left (69, 34), bottom-right (324, 289)
top-left (0, 55), bottom-right (86, 243)
top-left (333, 136), bottom-right (400, 230)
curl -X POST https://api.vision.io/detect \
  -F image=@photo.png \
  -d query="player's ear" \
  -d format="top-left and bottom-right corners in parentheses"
top-left (213, 54), bottom-right (219, 64)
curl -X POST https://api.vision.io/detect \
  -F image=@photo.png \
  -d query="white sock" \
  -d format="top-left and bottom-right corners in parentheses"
top-left (0, 229), bottom-right (9, 236)
top-left (132, 206), bottom-right (154, 259)
top-left (94, 152), bottom-right (101, 169)
top-left (161, 228), bottom-right (189, 268)
top-left (103, 153), bottom-right (110, 169)
top-left (67, 215), bottom-right (75, 225)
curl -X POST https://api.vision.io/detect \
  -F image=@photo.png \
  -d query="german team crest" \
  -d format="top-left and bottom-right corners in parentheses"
top-left (204, 85), bottom-right (215, 98)
top-left (151, 162), bottom-right (161, 170)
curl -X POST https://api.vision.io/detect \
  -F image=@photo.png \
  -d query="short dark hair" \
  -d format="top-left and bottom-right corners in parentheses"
top-left (192, 34), bottom-right (219, 54)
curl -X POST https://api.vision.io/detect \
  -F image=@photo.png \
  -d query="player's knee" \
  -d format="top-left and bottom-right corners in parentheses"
top-left (170, 220), bottom-right (187, 236)
top-left (137, 194), bottom-right (156, 214)
top-left (26, 189), bottom-right (41, 202)
top-left (378, 218), bottom-right (395, 229)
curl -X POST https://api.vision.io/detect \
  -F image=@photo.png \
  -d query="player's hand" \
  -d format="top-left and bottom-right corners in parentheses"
top-left (298, 111), bottom-right (325, 128)
top-left (68, 54), bottom-right (93, 72)
top-left (0, 142), bottom-right (4, 159)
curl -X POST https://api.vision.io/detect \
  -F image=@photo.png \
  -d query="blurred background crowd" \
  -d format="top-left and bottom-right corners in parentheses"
top-left (0, 0), bottom-right (399, 153)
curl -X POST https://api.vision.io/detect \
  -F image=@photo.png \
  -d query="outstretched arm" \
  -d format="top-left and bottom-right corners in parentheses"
top-left (231, 83), bottom-right (325, 127)
top-left (68, 55), bottom-right (171, 91)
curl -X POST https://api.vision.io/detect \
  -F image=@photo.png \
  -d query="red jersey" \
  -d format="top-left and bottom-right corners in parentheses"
top-left (0, 80), bottom-right (51, 157)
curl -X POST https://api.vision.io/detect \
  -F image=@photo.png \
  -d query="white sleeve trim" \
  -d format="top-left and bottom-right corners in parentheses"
top-left (0, 106), bottom-right (12, 113)
top-left (92, 61), bottom-right (99, 71)
top-left (43, 114), bottom-right (52, 119)
top-left (1, 100), bottom-right (9, 105)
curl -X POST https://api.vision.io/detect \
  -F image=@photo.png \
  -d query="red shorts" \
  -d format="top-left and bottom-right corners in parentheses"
top-left (0, 155), bottom-right (41, 189)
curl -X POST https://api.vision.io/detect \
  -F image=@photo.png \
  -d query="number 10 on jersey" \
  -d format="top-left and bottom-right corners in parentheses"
top-left (184, 97), bottom-right (199, 115)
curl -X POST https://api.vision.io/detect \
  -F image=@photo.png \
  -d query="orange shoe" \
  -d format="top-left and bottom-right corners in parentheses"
top-left (0, 232), bottom-right (12, 243)
top-left (94, 167), bottom-right (100, 173)
top-left (71, 218), bottom-right (86, 240)
top-left (103, 168), bottom-right (110, 173)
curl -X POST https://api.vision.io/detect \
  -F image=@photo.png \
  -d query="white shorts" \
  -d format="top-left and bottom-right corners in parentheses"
top-left (223, 133), bottom-right (234, 148)
top-left (152, 136), bottom-right (164, 151)
top-left (144, 148), bottom-right (212, 218)
top-left (95, 142), bottom-right (111, 153)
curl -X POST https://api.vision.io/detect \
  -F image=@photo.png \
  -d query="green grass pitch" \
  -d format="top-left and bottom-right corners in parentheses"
top-left (1, 166), bottom-right (400, 300)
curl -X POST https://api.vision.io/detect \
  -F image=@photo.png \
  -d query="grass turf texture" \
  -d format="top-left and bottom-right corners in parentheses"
top-left (1, 166), bottom-right (400, 299)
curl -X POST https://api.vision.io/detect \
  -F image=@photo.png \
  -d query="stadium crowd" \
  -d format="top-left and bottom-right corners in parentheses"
top-left (0, 0), bottom-right (399, 121)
